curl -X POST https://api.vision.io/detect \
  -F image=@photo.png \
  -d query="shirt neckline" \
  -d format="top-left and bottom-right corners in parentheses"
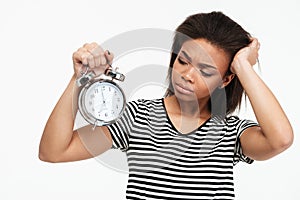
top-left (161, 98), bottom-right (211, 136)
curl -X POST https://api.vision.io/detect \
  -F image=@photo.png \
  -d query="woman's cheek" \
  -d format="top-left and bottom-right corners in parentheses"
top-left (194, 77), bottom-right (219, 96)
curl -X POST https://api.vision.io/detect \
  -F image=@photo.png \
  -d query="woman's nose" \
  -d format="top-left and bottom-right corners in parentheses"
top-left (181, 64), bottom-right (195, 83)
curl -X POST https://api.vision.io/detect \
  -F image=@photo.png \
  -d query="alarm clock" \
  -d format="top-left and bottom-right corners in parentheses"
top-left (77, 65), bottom-right (126, 128)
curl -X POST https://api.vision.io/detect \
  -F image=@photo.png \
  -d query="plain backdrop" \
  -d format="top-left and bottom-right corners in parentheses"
top-left (0, 0), bottom-right (299, 199)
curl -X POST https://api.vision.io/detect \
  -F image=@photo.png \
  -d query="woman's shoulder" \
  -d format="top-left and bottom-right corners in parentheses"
top-left (127, 98), bottom-right (164, 106)
top-left (223, 115), bottom-right (259, 130)
top-left (125, 98), bottom-right (164, 112)
top-left (225, 115), bottom-right (257, 123)
top-left (225, 115), bottom-right (240, 122)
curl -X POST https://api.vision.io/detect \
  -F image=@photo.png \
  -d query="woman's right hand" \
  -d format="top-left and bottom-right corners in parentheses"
top-left (72, 42), bottom-right (114, 78)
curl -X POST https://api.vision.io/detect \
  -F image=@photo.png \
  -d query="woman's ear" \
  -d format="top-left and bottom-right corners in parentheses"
top-left (219, 73), bottom-right (235, 89)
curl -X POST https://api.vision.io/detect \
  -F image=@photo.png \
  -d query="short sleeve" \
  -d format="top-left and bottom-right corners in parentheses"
top-left (106, 100), bottom-right (140, 152)
top-left (233, 118), bottom-right (259, 165)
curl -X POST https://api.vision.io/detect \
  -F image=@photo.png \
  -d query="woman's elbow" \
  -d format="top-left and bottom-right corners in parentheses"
top-left (279, 129), bottom-right (294, 151)
top-left (270, 127), bottom-right (294, 156)
top-left (278, 125), bottom-right (294, 150)
top-left (38, 148), bottom-right (63, 163)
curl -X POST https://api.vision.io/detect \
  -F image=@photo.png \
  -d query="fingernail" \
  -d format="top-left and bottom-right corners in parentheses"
top-left (107, 50), bottom-right (110, 55)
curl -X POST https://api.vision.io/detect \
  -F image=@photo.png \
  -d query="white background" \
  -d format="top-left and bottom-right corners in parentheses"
top-left (1, 0), bottom-right (299, 199)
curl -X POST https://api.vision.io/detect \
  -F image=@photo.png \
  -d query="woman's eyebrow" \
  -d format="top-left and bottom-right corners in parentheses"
top-left (181, 50), bottom-right (192, 62)
top-left (181, 50), bottom-right (217, 70)
top-left (198, 63), bottom-right (217, 71)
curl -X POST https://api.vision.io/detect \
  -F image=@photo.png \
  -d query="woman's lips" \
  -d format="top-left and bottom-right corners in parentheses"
top-left (174, 83), bottom-right (194, 95)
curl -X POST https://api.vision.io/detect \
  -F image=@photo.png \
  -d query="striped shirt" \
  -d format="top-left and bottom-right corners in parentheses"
top-left (107, 98), bottom-right (258, 199)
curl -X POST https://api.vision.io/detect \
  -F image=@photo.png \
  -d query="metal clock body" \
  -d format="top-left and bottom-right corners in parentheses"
top-left (77, 67), bottom-right (126, 127)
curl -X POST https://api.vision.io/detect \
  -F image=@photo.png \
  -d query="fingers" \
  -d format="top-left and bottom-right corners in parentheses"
top-left (105, 50), bottom-right (114, 65)
top-left (83, 42), bottom-right (106, 68)
top-left (249, 37), bottom-right (260, 50)
top-left (72, 42), bottom-right (114, 77)
top-left (231, 38), bottom-right (261, 72)
top-left (248, 38), bottom-right (260, 64)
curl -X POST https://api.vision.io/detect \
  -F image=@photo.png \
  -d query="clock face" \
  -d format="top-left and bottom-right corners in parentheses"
top-left (80, 80), bottom-right (125, 125)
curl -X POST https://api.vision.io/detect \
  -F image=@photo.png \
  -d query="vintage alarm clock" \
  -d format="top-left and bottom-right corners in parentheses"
top-left (76, 65), bottom-right (126, 128)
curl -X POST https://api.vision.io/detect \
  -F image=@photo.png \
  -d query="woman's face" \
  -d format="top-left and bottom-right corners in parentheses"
top-left (171, 39), bottom-right (232, 102)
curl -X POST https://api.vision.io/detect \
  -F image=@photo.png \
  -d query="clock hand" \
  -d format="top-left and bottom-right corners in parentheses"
top-left (102, 87), bottom-right (114, 105)
top-left (101, 89), bottom-right (107, 107)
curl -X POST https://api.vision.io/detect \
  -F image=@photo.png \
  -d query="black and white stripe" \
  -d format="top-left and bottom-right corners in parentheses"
top-left (107, 98), bottom-right (258, 199)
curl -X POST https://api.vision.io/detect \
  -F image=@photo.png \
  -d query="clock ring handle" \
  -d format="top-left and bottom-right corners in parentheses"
top-left (76, 64), bottom-right (96, 87)
top-left (80, 64), bottom-right (90, 76)
top-left (105, 65), bottom-right (125, 82)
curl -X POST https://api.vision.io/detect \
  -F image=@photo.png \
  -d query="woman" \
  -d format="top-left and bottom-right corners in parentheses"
top-left (39, 11), bottom-right (293, 199)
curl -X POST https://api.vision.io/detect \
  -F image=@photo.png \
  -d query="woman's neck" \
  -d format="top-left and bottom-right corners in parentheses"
top-left (166, 95), bottom-right (210, 119)
top-left (163, 95), bottom-right (211, 134)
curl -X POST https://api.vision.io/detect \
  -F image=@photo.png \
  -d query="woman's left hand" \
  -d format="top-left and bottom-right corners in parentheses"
top-left (230, 38), bottom-right (260, 74)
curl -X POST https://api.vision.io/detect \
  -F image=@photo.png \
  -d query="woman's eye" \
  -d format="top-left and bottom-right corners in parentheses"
top-left (178, 56), bottom-right (213, 77)
top-left (200, 70), bottom-right (212, 77)
top-left (178, 57), bottom-right (188, 65)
